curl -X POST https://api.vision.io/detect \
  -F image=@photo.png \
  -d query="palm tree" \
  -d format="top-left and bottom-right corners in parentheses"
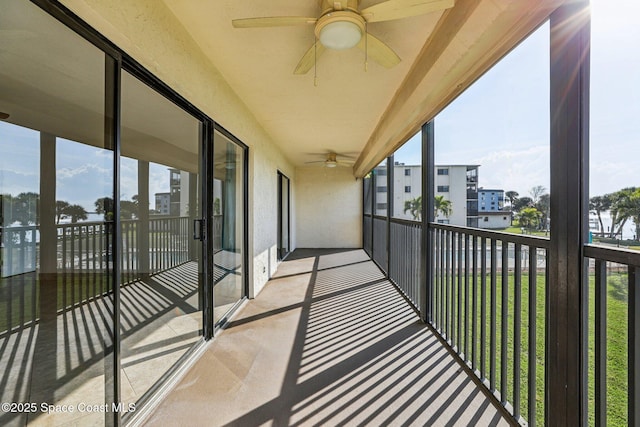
top-left (516, 207), bottom-right (543, 231)
top-left (434, 195), bottom-right (452, 218)
top-left (65, 204), bottom-right (88, 223)
top-left (505, 190), bottom-right (519, 209)
top-left (611, 187), bottom-right (639, 239)
top-left (56, 200), bottom-right (70, 224)
top-left (589, 195), bottom-right (611, 235)
top-left (403, 196), bottom-right (422, 221)
top-left (95, 197), bottom-right (114, 221)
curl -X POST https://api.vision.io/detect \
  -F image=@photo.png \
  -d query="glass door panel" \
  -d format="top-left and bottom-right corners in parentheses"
top-left (119, 70), bottom-right (203, 405)
top-left (213, 130), bottom-right (245, 325)
top-left (0, 1), bottom-right (114, 425)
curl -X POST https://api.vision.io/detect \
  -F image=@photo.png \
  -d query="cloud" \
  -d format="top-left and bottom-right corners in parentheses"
top-left (470, 145), bottom-right (550, 195)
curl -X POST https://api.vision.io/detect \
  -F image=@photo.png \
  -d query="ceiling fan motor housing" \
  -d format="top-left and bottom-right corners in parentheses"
top-left (315, 11), bottom-right (365, 50)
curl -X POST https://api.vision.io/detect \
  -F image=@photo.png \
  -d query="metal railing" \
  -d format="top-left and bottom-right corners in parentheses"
top-left (368, 215), bottom-right (640, 425)
top-left (584, 244), bottom-right (640, 426)
top-left (363, 214), bottom-right (372, 256)
top-left (0, 215), bottom-right (217, 334)
top-left (372, 216), bottom-right (387, 272)
top-left (389, 218), bottom-right (421, 310)
top-left (430, 223), bottom-right (548, 425)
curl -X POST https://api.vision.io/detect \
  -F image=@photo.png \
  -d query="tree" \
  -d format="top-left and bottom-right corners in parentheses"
top-left (120, 199), bottom-right (138, 220)
top-left (516, 207), bottom-right (543, 231)
top-left (434, 195), bottom-right (452, 218)
top-left (535, 193), bottom-right (550, 229)
top-left (589, 195), bottom-right (611, 235)
top-left (530, 185), bottom-right (546, 204)
top-left (95, 197), bottom-right (114, 221)
top-left (12, 192), bottom-right (39, 225)
top-left (505, 191), bottom-right (519, 209)
top-left (56, 200), bottom-right (71, 224)
top-left (65, 204), bottom-right (88, 223)
top-left (610, 187), bottom-right (640, 239)
top-left (403, 196), bottom-right (422, 221)
top-left (512, 196), bottom-right (533, 213)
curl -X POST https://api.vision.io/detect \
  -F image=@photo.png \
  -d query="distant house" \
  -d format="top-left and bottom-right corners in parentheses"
top-left (479, 211), bottom-right (511, 229)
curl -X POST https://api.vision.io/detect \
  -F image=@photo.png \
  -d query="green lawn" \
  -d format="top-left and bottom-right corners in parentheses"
top-left (433, 268), bottom-right (628, 425)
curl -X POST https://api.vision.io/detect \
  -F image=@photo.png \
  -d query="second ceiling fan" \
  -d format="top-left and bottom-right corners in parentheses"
top-left (232, 0), bottom-right (454, 75)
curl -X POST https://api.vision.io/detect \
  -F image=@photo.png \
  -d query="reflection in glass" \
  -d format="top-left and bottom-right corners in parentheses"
top-left (119, 71), bottom-right (202, 406)
top-left (0, 0), bottom-right (113, 425)
top-left (213, 131), bottom-right (245, 324)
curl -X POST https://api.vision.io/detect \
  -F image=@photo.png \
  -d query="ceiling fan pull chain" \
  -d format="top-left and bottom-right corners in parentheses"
top-left (364, 22), bottom-right (368, 72)
top-left (314, 38), bottom-right (318, 87)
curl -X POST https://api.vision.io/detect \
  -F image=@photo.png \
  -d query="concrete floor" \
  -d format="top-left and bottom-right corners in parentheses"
top-left (145, 249), bottom-right (510, 427)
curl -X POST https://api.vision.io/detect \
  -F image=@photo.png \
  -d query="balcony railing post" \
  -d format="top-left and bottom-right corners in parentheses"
top-left (548, 1), bottom-right (590, 424)
top-left (387, 155), bottom-right (393, 278)
top-left (422, 120), bottom-right (435, 322)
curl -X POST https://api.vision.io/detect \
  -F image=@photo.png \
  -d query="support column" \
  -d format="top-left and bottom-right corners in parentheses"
top-left (32, 132), bottom-right (57, 406)
top-left (137, 160), bottom-right (150, 278)
top-left (422, 121), bottom-right (435, 322)
top-left (547, 2), bottom-right (590, 424)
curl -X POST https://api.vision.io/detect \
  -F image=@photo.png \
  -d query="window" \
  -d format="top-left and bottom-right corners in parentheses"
top-left (377, 186), bottom-right (387, 192)
top-left (484, 217), bottom-right (489, 222)
top-left (437, 185), bottom-right (450, 192)
top-left (405, 186), bottom-right (411, 193)
top-left (376, 203), bottom-right (387, 210)
top-left (376, 168), bottom-right (387, 176)
top-left (404, 168), bottom-right (411, 176)
top-left (437, 168), bottom-right (449, 175)
top-left (437, 219), bottom-right (450, 224)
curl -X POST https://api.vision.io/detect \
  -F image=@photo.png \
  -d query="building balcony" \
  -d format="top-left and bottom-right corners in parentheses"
top-left (145, 248), bottom-right (510, 426)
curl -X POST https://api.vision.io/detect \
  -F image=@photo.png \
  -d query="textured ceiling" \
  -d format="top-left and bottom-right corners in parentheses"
top-left (161, 0), bottom-right (564, 175)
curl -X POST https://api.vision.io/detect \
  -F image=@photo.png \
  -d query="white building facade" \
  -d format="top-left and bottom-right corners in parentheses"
top-left (373, 163), bottom-right (479, 227)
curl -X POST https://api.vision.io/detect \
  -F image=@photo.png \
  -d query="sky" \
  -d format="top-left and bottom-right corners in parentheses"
top-left (1, 0), bottom-right (639, 215)
top-left (394, 0), bottom-right (640, 200)
top-left (0, 124), bottom-right (173, 216)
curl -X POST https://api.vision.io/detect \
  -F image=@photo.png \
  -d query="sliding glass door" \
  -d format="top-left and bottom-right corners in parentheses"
top-left (0, 1), bottom-right (115, 425)
top-left (278, 172), bottom-right (291, 261)
top-left (212, 129), bottom-right (246, 325)
top-left (119, 70), bottom-right (204, 405)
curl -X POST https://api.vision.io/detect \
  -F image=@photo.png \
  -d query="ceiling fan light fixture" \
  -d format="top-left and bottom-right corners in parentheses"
top-left (315, 11), bottom-right (365, 51)
top-left (319, 21), bottom-right (361, 50)
top-left (325, 159), bottom-right (338, 168)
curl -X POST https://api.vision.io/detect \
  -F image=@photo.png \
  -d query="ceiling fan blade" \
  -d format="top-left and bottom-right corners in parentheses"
top-left (356, 33), bottom-right (401, 68)
top-left (304, 160), bottom-right (327, 164)
top-left (361, 0), bottom-right (454, 23)
top-left (232, 16), bottom-right (317, 28)
top-left (294, 43), bottom-right (326, 75)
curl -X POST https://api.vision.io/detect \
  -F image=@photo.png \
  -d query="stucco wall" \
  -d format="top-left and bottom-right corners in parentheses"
top-left (295, 167), bottom-right (362, 248)
top-left (60, 0), bottom-right (295, 296)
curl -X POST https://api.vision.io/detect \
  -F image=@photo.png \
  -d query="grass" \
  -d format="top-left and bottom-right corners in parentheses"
top-left (432, 264), bottom-right (629, 426)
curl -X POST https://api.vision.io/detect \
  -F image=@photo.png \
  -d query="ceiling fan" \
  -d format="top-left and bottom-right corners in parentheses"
top-left (232, 0), bottom-right (455, 75)
top-left (305, 152), bottom-right (355, 168)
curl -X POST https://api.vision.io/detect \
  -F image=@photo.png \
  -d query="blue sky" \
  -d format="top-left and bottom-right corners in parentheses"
top-left (0, 124), bottom-right (172, 213)
top-left (395, 0), bottom-right (640, 199)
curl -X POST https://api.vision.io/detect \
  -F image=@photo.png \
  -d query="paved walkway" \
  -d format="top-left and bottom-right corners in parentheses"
top-left (145, 249), bottom-right (510, 426)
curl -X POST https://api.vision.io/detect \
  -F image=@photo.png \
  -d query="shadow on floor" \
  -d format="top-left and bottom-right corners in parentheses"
top-left (145, 248), bottom-right (510, 427)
